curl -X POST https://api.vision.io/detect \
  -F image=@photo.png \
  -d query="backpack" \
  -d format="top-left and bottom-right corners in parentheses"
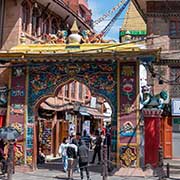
top-left (67, 146), bottom-right (77, 159)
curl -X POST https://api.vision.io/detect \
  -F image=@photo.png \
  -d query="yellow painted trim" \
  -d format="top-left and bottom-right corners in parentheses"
top-left (120, 143), bottom-right (138, 146)
top-left (6, 67), bottom-right (12, 125)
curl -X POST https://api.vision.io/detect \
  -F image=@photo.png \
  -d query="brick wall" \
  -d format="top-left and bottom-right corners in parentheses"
top-left (2, 1), bottom-right (21, 50)
top-left (147, 65), bottom-right (170, 102)
top-left (147, 17), bottom-right (170, 51)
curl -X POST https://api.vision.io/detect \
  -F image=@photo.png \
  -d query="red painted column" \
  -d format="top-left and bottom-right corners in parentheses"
top-left (143, 109), bottom-right (162, 168)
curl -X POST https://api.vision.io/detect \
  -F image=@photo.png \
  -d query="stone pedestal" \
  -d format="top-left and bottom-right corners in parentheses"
top-left (143, 109), bottom-right (163, 168)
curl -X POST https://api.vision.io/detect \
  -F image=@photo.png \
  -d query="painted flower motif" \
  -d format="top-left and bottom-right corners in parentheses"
top-left (122, 66), bottom-right (134, 77)
top-left (122, 83), bottom-right (133, 93)
top-left (107, 74), bottom-right (113, 81)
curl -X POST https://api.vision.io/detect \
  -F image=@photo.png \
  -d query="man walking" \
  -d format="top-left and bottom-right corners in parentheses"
top-left (67, 139), bottom-right (78, 180)
top-left (78, 140), bottom-right (90, 180)
top-left (58, 137), bottom-right (68, 172)
top-left (90, 130), bottom-right (102, 164)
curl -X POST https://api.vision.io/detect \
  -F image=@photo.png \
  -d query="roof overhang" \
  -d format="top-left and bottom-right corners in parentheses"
top-left (40, 102), bottom-right (74, 111)
top-left (36, 0), bottom-right (93, 32)
top-left (0, 43), bottom-right (161, 64)
top-left (132, 0), bottom-right (147, 22)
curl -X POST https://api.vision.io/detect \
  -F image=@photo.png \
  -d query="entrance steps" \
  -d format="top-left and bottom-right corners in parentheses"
top-left (113, 167), bottom-right (154, 177)
top-left (164, 159), bottom-right (180, 179)
top-left (15, 165), bottom-right (33, 173)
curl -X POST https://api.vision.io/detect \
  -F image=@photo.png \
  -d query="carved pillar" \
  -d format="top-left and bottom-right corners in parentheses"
top-left (143, 109), bottom-right (162, 167)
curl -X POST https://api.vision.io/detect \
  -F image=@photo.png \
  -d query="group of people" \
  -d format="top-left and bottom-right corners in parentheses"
top-left (58, 130), bottom-right (90, 180)
top-left (58, 128), bottom-right (111, 180)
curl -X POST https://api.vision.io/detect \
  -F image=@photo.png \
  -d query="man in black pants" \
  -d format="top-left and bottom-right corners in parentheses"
top-left (90, 130), bottom-right (102, 164)
top-left (78, 140), bottom-right (90, 180)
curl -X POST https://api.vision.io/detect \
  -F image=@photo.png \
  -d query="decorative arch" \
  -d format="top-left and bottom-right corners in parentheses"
top-left (26, 59), bottom-right (118, 166)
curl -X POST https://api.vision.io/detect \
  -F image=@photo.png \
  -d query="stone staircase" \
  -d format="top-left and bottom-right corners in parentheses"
top-left (164, 159), bottom-right (180, 179)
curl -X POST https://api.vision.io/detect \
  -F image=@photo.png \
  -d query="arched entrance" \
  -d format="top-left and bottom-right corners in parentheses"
top-left (28, 59), bottom-right (117, 168)
top-left (34, 79), bottom-right (113, 166)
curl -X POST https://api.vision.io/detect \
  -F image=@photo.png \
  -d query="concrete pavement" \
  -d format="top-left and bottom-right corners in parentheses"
top-left (1, 157), bottom-right (179, 180)
top-left (2, 168), bottom-right (161, 180)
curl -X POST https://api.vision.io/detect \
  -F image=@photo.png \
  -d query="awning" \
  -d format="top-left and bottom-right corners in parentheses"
top-left (40, 102), bottom-right (74, 112)
top-left (79, 106), bottom-right (105, 119)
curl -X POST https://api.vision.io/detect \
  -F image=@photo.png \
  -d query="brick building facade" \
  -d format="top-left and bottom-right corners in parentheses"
top-left (0, 0), bottom-right (92, 50)
top-left (133, 0), bottom-right (180, 159)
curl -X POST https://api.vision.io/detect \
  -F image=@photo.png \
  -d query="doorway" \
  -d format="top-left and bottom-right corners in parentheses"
top-left (35, 80), bottom-right (112, 165)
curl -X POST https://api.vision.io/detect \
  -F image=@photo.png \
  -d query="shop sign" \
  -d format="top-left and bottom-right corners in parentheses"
top-left (171, 98), bottom-right (180, 116)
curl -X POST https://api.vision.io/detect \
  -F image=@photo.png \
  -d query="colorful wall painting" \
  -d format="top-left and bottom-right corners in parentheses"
top-left (119, 62), bottom-right (139, 167)
top-left (27, 59), bottom-right (118, 165)
top-left (119, 62), bottom-right (138, 143)
top-left (8, 66), bottom-right (26, 165)
top-left (119, 146), bottom-right (137, 167)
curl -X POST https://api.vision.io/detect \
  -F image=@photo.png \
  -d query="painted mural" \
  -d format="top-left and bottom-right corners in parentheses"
top-left (9, 66), bottom-right (26, 165)
top-left (120, 146), bottom-right (137, 167)
top-left (119, 62), bottom-right (138, 167)
top-left (28, 59), bottom-right (118, 163)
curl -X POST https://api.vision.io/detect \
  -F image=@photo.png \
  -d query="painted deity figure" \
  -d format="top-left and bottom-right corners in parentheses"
top-left (42, 30), bottom-right (68, 44)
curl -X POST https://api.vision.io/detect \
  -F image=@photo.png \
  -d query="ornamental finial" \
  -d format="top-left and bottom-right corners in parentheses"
top-left (70, 19), bottom-right (79, 33)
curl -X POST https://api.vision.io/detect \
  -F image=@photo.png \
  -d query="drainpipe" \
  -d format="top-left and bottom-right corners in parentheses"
top-left (0, 0), bottom-right (5, 49)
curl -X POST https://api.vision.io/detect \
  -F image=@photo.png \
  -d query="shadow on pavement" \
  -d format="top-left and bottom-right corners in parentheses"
top-left (38, 151), bottom-right (103, 174)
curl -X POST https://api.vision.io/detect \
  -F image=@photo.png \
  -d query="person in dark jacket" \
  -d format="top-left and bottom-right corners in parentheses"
top-left (90, 130), bottom-right (102, 164)
top-left (81, 130), bottom-right (91, 149)
top-left (78, 140), bottom-right (90, 180)
top-left (67, 139), bottom-right (78, 180)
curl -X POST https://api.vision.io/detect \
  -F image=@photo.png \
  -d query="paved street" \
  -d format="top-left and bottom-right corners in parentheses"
top-left (0, 159), bottom-right (164, 180)
top-left (0, 154), bottom-right (179, 180)
top-left (1, 168), bottom-right (160, 180)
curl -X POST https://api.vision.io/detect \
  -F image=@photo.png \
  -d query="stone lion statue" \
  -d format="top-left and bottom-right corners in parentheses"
top-left (140, 85), bottom-right (168, 109)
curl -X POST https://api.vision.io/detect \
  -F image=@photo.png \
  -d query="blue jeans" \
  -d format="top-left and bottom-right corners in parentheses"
top-left (62, 155), bottom-right (68, 171)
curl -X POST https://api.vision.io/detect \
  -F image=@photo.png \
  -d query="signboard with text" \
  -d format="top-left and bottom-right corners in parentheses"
top-left (172, 98), bottom-right (180, 116)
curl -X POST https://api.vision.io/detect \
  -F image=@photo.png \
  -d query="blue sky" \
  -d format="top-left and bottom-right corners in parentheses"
top-left (88, 0), bottom-right (128, 42)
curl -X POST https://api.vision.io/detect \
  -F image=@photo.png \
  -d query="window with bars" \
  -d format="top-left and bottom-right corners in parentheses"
top-left (65, 84), bottom-right (69, 98)
top-left (32, 9), bottom-right (40, 37)
top-left (51, 18), bottom-right (58, 34)
top-left (79, 83), bottom-right (83, 100)
top-left (42, 14), bottom-right (49, 35)
top-left (71, 81), bottom-right (76, 99)
top-left (22, 1), bottom-right (30, 32)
